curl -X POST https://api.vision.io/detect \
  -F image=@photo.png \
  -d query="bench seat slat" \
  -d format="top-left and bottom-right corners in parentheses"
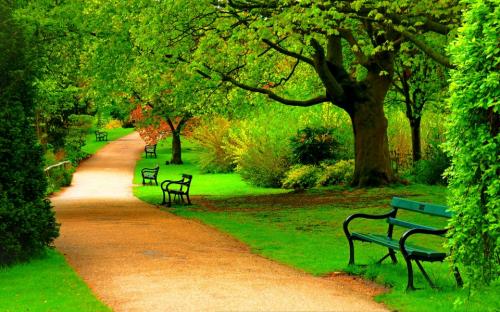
top-left (351, 232), bottom-right (447, 260)
top-left (391, 197), bottom-right (451, 218)
top-left (387, 218), bottom-right (441, 233)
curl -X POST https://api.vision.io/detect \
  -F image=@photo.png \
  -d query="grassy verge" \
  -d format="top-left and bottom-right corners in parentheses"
top-left (0, 249), bottom-right (109, 311)
top-left (134, 137), bottom-right (499, 312)
top-left (82, 127), bottom-right (134, 155)
top-left (133, 138), bottom-right (287, 204)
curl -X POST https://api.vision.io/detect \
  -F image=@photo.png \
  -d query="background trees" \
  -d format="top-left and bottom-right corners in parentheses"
top-left (0, 0), bottom-right (59, 264)
top-left (445, 0), bottom-right (499, 287)
top-left (177, 0), bottom-right (462, 186)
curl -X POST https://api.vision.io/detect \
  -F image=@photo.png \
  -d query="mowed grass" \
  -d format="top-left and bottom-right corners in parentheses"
top-left (82, 127), bottom-right (134, 155)
top-left (0, 249), bottom-right (109, 312)
top-left (134, 137), bottom-right (499, 312)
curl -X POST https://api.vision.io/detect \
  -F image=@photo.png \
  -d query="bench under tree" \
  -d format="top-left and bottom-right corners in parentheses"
top-left (343, 197), bottom-right (463, 290)
top-left (141, 164), bottom-right (160, 186)
top-left (161, 174), bottom-right (192, 207)
top-left (144, 144), bottom-right (157, 158)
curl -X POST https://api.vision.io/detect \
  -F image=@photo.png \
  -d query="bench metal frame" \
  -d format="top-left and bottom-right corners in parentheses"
top-left (144, 144), bottom-right (157, 158)
top-left (141, 165), bottom-right (159, 186)
top-left (161, 174), bottom-right (192, 207)
top-left (343, 197), bottom-right (463, 290)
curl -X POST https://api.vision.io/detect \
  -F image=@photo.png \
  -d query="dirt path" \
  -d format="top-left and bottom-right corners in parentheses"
top-left (52, 132), bottom-right (388, 312)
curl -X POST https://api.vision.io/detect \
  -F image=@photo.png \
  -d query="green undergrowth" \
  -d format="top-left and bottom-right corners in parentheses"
top-left (133, 137), bottom-right (287, 204)
top-left (0, 249), bottom-right (109, 311)
top-left (133, 138), bottom-right (498, 312)
top-left (82, 127), bottom-right (134, 155)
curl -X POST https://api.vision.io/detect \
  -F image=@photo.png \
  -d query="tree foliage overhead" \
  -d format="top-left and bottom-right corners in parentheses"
top-left (0, 0), bottom-right (59, 265)
top-left (165, 0), bottom-right (463, 186)
top-left (445, 0), bottom-right (499, 287)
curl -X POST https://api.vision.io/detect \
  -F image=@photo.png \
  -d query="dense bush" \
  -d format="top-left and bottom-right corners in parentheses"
top-left (192, 117), bottom-right (235, 173)
top-left (0, 3), bottom-right (59, 265)
top-left (317, 160), bottom-right (355, 186)
top-left (64, 114), bottom-right (93, 163)
top-left (290, 126), bottom-right (338, 165)
top-left (445, 0), bottom-right (499, 287)
top-left (412, 141), bottom-right (450, 185)
top-left (282, 165), bottom-right (321, 190)
top-left (46, 165), bottom-right (74, 195)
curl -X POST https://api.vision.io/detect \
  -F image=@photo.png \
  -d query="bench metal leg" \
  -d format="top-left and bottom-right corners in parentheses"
top-left (347, 238), bottom-right (355, 265)
top-left (405, 257), bottom-right (416, 291)
top-left (415, 259), bottom-right (435, 288)
top-left (376, 251), bottom-right (397, 264)
top-left (389, 249), bottom-right (398, 264)
top-left (186, 193), bottom-right (191, 205)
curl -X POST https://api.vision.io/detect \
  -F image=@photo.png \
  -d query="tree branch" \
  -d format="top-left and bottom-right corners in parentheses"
top-left (400, 30), bottom-right (454, 68)
top-left (262, 39), bottom-right (314, 66)
top-left (310, 38), bottom-right (345, 101)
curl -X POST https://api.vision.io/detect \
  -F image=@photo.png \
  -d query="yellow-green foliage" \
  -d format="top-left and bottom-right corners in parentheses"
top-left (282, 165), bottom-right (321, 190)
top-left (192, 117), bottom-right (235, 173)
top-left (317, 160), bottom-right (355, 186)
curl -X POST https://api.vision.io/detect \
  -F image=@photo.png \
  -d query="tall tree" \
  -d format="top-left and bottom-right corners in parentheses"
top-left (175, 0), bottom-right (462, 186)
top-left (390, 43), bottom-right (449, 162)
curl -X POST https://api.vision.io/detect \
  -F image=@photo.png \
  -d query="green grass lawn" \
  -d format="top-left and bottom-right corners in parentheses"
top-left (133, 138), bottom-right (287, 204)
top-left (0, 249), bottom-right (109, 311)
top-left (135, 137), bottom-right (499, 312)
top-left (82, 127), bottom-right (134, 155)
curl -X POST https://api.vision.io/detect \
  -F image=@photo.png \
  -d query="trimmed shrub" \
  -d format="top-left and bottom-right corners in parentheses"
top-left (0, 3), bottom-right (59, 265)
top-left (290, 126), bottom-right (338, 165)
top-left (192, 117), bottom-right (235, 173)
top-left (317, 160), bottom-right (355, 186)
top-left (445, 0), bottom-right (500, 287)
top-left (282, 165), bottom-right (321, 190)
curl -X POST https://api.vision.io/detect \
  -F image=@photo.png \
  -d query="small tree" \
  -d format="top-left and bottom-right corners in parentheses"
top-left (445, 0), bottom-right (499, 286)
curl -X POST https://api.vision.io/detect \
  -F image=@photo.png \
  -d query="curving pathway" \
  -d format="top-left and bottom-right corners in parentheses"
top-left (52, 132), bottom-right (388, 312)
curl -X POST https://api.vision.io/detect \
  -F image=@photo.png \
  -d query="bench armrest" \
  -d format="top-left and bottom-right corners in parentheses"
top-left (399, 227), bottom-right (448, 257)
top-left (343, 209), bottom-right (397, 238)
top-left (160, 179), bottom-right (184, 190)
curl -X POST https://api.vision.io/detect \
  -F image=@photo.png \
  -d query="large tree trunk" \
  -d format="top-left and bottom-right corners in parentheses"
top-left (170, 131), bottom-right (183, 164)
top-left (410, 117), bottom-right (422, 162)
top-left (349, 73), bottom-right (394, 187)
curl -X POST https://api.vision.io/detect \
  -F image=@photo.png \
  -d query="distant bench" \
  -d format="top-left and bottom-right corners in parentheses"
top-left (343, 197), bottom-right (463, 290)
top-left (95, 130), bottom-right (108, 141)
top-left (144, 144), bottom-right (157, 158)
top-left (141, 164), bottom-right (159, 186)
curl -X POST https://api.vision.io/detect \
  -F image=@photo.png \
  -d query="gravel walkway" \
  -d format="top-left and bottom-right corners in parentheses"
top-left (52, 132), bottom-right (388, 312)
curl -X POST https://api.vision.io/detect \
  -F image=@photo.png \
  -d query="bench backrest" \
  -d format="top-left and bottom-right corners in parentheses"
top-left (391, 197), bottom-right (451, 218)
top-left (178, 174), bottom-right (192, 193)
top-left (145, 144), bottom-right (156, 152)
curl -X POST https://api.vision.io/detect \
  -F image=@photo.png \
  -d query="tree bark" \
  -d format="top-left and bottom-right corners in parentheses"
top-left (349, 72), bottom-right (394, 187)
top-left (170, 131), bottom-right (183, 164)
top-left (410, 117), bottom-right (422, 162)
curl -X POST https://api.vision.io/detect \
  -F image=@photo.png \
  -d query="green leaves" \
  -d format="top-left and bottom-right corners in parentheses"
top-left (445, 0), bottom-right (500, 288)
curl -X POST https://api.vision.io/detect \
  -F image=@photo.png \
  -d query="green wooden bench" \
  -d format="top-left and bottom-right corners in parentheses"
top-left (343, 197), bottom-right (463, 290)
top-left (141, 164), bottom-right (159, 186)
